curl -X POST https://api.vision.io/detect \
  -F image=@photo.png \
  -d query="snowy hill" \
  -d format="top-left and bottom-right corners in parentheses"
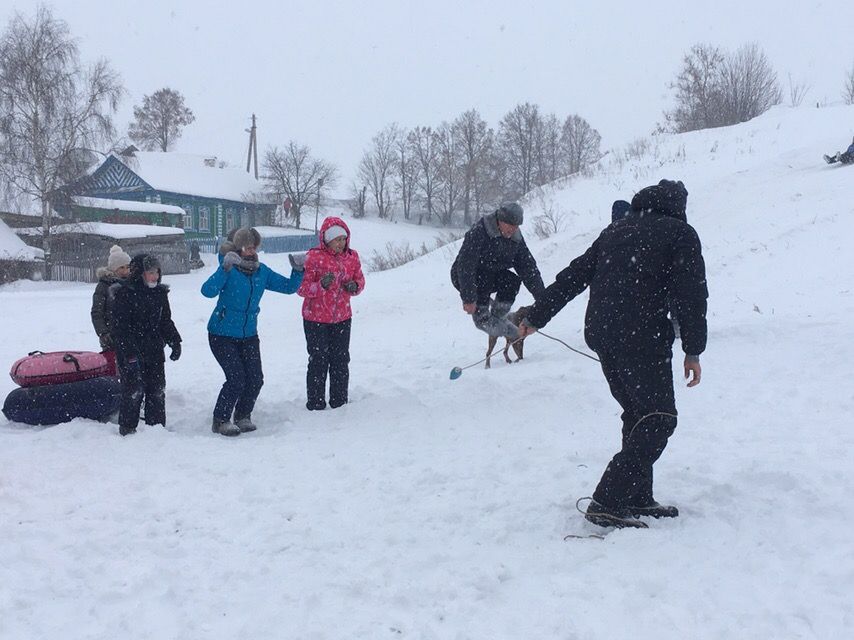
top-left (1, 106), bottom-right (853, 639)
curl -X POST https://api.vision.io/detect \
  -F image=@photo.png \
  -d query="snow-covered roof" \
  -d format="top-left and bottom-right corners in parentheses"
top-left (117, 152), bottom-right (270, 203)
top-left (72, 196), bottom-right (186, 216)
top-left (17, 222), bottom-right (184, 240)
top-left (0, 219), bottom-right (43, 261)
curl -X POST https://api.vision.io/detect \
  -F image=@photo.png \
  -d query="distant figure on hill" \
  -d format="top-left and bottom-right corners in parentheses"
top-left (823, 136), bottom-right (854, 165)
top-left (451, 202), bottom-right (544, 339)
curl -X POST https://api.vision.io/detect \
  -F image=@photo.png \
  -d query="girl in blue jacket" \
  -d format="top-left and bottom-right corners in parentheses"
top-left (201, 227), bottom-right (303, 436)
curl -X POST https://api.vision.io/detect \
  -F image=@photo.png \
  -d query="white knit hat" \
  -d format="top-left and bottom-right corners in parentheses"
top-left (323, 225), bottom-right (348, 244)
top-left (107, 244), bottom-right (131, 271)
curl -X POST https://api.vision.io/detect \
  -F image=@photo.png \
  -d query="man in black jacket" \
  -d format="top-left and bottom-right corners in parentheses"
top-left (111, 254), bottom-right (182, 435)
top-left (451, 202), bottom-right (545, 337)
top-left (520, 179), bottom-right (708, 528)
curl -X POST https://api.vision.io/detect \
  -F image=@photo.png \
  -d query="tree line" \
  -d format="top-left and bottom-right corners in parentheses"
top-left (2, 6), bottom-right (853, 247)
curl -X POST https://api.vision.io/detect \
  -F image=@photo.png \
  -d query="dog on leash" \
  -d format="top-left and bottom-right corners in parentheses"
top-left (485, 305), bottom-right (531, 369)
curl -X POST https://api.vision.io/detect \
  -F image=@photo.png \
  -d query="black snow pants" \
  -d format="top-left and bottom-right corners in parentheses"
top-left (451, 268), bottom-right (521, 306)
top-left (208, 333), bottom-right (264, 423)
top-left (304, 319), bottom-right (351, 410)
top-left (117, 352), bottom-right (166, 433)
top-left (591, 348), bottom-right (678, 509)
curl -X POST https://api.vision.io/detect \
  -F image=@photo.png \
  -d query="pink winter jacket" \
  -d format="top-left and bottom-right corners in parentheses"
top-left (298, 217), bottom-right (365, 324)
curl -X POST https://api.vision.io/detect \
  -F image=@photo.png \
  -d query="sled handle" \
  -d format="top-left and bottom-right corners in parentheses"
top-left (27, 350), bottom-right (45, 356)
top-left (62, 353), bottom-right (81, 372)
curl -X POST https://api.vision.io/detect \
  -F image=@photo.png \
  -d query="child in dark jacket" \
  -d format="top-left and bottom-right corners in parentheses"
top-left (91, 245), bottom-right (130, 376)
top-left (298, 217), bottom-right (365, 410)
top-left (111, 254), bottom-right (182, 436)
top-left (201, 227), bottom-right (303, 436)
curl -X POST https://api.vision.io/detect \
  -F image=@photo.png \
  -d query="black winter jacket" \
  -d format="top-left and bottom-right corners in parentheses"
top-left (91, 268), bottom-right (121, 340)
top-left (527, 209), bottom-right (708, 356)
top-left (111, 270), bottom-right (181, 364)
top-left (451, 213), bottom-right (545, 303)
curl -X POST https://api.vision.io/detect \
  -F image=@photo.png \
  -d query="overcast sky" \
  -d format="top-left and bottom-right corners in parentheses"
top-left (5, 1), bottom-right (853, 195)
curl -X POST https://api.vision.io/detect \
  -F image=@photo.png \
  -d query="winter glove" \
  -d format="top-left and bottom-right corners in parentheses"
top-left (222, 251), bottom-right (242, 272)
top-left (288, 253), bottom-right (307, 272)
top-left (320, 272), bottom-right (335, 289)
top-left (98, 333), bottom-right (113, 350)
top-left (169, 342), bottom-right (182, 361)
top-left (342, 280), bottom-right (359, 294)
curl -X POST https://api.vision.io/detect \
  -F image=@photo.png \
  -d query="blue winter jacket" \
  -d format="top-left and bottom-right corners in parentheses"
top-left (201, 262), bottom-right (303, 338)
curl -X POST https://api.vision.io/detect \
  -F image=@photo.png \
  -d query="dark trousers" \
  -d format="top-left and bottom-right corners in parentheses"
top-left (209, 333), bottom-right (264, 423)
top-left (117, 352), bottom-right (166, 432)
top-left (452, 268), bottom-right (521, 306)
top-left (592, 349), bottom-right (678, 509)
top-left (304, 319), bottom-right (351, 410)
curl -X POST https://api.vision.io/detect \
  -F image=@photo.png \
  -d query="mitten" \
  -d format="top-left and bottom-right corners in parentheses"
top-left (222, 251), bottom-right (242, 272)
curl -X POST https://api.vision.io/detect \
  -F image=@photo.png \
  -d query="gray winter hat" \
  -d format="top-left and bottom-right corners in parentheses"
top-left (497, 202), bottom-right (524, 225)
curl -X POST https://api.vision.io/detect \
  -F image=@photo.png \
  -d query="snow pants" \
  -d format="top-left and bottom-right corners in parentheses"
top-left (117, 352), bottom-right (166, 432)
top-left (303, 319), bottom-right (351, 410)
top-left (592, 348), bottom-right (678, 509)
top-left (451, 268), bottom-right (522, 306)
top-left (208, 333), bottom-right (264, 423)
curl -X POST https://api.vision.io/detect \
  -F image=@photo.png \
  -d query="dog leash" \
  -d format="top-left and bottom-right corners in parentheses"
top-left (450, 330), bottom-right (599, 379)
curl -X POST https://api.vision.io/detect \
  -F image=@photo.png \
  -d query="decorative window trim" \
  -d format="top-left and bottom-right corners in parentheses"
top-left (198, 205), bottom-right (210, 232)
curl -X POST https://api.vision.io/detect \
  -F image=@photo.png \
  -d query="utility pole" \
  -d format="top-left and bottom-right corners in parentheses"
top-left (314, 177), bottom-right (324, 233)
top-left (245, 114), bottom-right (258, 179)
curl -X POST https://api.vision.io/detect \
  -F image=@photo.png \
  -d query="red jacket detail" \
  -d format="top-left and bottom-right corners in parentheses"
top-left (298, 217), bottom-right (365, 323)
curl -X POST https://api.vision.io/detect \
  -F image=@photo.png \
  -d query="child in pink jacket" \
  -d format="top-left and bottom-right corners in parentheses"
top-left (298, 216), bottom-right (365, 410)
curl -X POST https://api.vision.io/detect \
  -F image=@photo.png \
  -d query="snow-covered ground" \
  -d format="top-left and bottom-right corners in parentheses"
top-left (1, 105), bottom-right (852, 639)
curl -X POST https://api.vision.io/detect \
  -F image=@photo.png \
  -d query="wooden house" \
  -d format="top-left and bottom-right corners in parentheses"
top-left (58, 149), bottom-right (275, 240)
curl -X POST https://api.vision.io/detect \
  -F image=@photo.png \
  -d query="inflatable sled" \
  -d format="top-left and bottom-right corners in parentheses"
top-left (2, 376), bottom-right (122, 426)
top-left (10, 350), bottom-right (111, 387)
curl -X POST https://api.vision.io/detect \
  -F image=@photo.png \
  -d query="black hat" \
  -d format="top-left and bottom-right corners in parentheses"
top-left (129, 253), bottom-right (162, 283)
top-left (631, 179), bottom-right (688, 220)
top-left (611, 199), bottom-right (631, 222)
top-left (496, 202), bottom-right (524, 225)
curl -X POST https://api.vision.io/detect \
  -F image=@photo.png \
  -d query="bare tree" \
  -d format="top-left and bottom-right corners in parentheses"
top-left (786, 73), bottom-right (810, 107)
top-left (665, 42), bottom-right (781, 132)
top-left (533, 113), bottom-right (564, 186)
top-left (665, 43), bottom-right (727, 132)
top-left (346, 182), bottom-right (367, 219)
top-left (0, 7), bottom-right (122, 278)
top-left (394, 128), bottom-right (418, 220)
top-left (844, 60), bottom-right (854, 105)
top-left (562, 114), bottom-right (602, 175)
top-left (453, 109), bottom-right (493, 225)
top-left (263, 141), bottom-right (337, 228)
top-left (358, 124), bottom-right (399, 219)
top-left (128, 87), bottom-right (195, 151)
top-left (433, 122), bottom-right (462, 226)
top-left (719, 43), bottom-right (781, 123)
top-left (409, 126), bottom-right (440, 224)
top-left (498, 102), bottom-right (540, 199)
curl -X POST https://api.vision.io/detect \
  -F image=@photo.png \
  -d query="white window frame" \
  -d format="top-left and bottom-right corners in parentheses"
top-left (182, 204), bottom-right (194, 230)
top-left (198, 205), bottom-right (210, 232)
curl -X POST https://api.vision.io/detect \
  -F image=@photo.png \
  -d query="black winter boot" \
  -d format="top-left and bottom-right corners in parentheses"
top-left (626, 501), bottom-right (679, 519)
top-left (585, 499), bottom-right (648, 529)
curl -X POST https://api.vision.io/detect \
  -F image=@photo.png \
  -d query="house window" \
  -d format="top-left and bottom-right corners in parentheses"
top-left (182, 204), bottom-right (194, 230)
top-left (225, 208), bottom-right (236, 232)
top-left (241, 209), bottom-right (249, 227)
top-left (198, 206), bottom-right (210, 232)
top-left (153, 194), bottom-right (161, 204)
